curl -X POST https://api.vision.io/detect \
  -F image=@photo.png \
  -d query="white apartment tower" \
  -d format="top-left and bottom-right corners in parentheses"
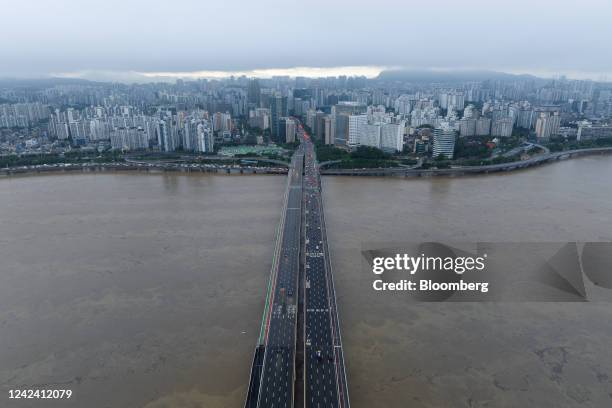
top-left (433, 124), bottom-right (457, 159)
top-left (348, 114), bottom-right (368, 147)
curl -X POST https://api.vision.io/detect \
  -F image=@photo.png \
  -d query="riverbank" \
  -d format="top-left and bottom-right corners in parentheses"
top-left (320, 147), bottom-right (612, 176)
top-left (0, 161), bottom-right (288, 177)
top-left (3, 147), bottom-right (612, 179)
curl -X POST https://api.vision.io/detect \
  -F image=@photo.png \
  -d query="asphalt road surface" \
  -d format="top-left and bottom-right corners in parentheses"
top-left (257, 150), bottom-right (304, 408)
top-left (303, 137), bottom-right (348, 408)
top-left (247, 131), bottom-right (349, 408)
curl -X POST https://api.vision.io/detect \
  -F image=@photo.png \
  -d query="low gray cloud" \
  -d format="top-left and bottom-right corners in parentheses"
top-left (2, 0), bottom-right (611, 80)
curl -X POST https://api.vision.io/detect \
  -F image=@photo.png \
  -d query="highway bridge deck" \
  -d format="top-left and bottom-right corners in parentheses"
top-left (246, 149), bottom-right (304, 408)
top-left (303, 139), bottom-right (349, 408)
top-left (246, 131), bottom-right (350, 408)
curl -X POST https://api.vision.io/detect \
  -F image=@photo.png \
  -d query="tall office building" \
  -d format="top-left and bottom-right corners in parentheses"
top-left (270, 95), bottom-right (288, 143)
top-left (247, 79), bottom-right (261, 107)
top-left (334, 114), bottom-right (350, 146)
top-left (433, 124), bottom-right (457, 159)
top-left (286, 118), bottom-right (297, 143)
top-left (306, 109), bottom-right (317, 130)
top-left (276, 117), bottom-right (297, 143)
top-left (278, 117), bottom-right (288, 143)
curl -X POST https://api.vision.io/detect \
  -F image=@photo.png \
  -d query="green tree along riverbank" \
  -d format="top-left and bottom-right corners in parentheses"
top-left (1, 151), bottom-right (125, 168)
top-left (548, 136), bottom-right (612, 152)
top-left (315, 144), bottom-right (399, 168)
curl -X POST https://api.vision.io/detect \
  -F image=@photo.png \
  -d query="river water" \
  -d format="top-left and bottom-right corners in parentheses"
top-left (323, 155), bottom-right (612, 408)
top-left (0, 173), bottom-right (284, 408)
top-left (1, 155), bottom-right (612, 407)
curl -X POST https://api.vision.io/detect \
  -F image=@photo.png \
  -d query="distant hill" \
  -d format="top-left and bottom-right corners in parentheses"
top-left (376, 69), bottom-right (539, 83)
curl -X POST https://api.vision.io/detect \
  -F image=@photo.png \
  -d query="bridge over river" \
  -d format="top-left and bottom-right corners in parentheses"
top-left (244, 125), bottom-right (350, 408)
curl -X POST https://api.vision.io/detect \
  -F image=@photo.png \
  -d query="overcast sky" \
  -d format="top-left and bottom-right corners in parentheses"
top-left (2, 0), bottom-right (611, 81)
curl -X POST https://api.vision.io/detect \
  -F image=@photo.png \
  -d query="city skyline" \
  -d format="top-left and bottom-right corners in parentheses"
top-left (2, 0), bottom-right (611, 82)
top-left (48, 66), bottom-right (612, 84)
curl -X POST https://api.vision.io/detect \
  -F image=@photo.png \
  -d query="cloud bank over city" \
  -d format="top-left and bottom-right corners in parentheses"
top-left (2, 0), bottom-right (611, 82)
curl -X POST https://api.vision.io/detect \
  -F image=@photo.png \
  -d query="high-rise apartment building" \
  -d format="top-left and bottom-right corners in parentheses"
top-left (459, 118), bottom-right (477, 137)
top-left (433, 124), bottom-right (457, 159)
top-left (324, 116), bottom-right (333, 145)
top-left (360, 123), bottom-right (381, 148)
top-left (535, 112), bottom-right (561, 140)
top-left (380, 122), bottom-right (404, 152)
top-left (157, 120), bottom-right (171, 152)
top-left (475, 118), bottom-right (491, 136)
top-left (110, 127), bottom-right (149, 151)
top-left (331, 102), bottom-right (366, 147)
top-left (348, 114), bottom-right (368, 147)
top-left (196, 121), bottom-right (214, 153)
top-left (491, 118), bottom-right (514, 137)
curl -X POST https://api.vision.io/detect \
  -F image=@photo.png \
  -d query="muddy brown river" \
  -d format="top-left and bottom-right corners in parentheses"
top-left (2, 155), bottom-right (612, 407)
